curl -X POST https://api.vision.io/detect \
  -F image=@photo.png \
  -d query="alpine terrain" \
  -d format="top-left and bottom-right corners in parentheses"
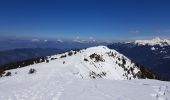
top-left (0, 46), bottom-right (169, 100)
top-left (108, 37), bottom-right (170, 80)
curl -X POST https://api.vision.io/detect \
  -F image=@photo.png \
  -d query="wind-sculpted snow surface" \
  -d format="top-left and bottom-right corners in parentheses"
top-left (0, 46), bottom-right (167, 100)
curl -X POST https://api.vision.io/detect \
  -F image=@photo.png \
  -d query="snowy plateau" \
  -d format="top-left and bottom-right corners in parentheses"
top-left (0, 46), bottom-right (169, 100)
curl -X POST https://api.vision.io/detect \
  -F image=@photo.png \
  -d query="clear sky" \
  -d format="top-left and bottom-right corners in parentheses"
top-left (0, 0), bottom-right (170, 40)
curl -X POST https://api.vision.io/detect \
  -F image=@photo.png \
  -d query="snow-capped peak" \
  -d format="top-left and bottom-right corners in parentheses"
top-left (134, 37), bottom-right (170, 46)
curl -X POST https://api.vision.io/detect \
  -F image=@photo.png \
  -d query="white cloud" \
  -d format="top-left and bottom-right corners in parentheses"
top-left (57, 39), bottom-right (63, 43)
top-left (72, 39), bottom-right (81, 43)
top-left (44, 40), bottom-right (48, 42)
top-left (89, 37), bottom-right (94, 40)
top-left (75, 36), bottom-right (80, 39)
top-left (129, 30), bottom-right (140, 34)
top-left (31, 39), bottom-right (40, 42)
top-left (102, 40), bottom-right (113, 43)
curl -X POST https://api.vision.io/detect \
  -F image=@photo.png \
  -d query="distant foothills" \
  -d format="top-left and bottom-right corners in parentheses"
top-left (0, 37), bottom-right (170, 80)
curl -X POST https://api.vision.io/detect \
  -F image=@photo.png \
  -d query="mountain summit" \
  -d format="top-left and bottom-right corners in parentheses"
top-left (134, 37), bottom-right (170, 46)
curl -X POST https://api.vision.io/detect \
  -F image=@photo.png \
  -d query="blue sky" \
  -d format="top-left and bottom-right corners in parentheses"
top-left (0, 0), bottom-right (170, 40)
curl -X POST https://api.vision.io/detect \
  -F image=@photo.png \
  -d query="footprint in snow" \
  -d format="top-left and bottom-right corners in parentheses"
top-left (151, 85), bottom-right (168, 100)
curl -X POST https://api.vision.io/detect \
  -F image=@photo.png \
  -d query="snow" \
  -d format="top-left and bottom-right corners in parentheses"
top-left (60, 79), bottom-right (170, 100)
top-left (163, 56), bottom-right (170, 59)
top-left (160, 51), bottom-right (167, 54)
top-left (151, 47), bottom-right (156, 50)
top-left (0, 46), bottom-right (170, 100)
top-left (134, 37), bottom-right (170, 46)
top-left (45, 46), bottom-right (140, 80)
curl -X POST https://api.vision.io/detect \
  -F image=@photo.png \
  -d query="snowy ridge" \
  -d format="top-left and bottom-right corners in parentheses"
top-left (57, 46), bottom-right (140, 80)
top-left (0, 46), bottom-right (144, 80)
top-left (0, 46), bottom-right (167, 100)
top-left (134, 37), bottom-right (170, 46)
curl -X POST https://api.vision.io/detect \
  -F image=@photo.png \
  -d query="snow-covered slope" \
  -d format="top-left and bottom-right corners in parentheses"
top-left (55, 46), bottom-right (141, 80)
top-left (61, 79), bottom-right (170, 100)
top-left (134, 37), bottom-right (170, 46)
top-left (0, 46), bottom-right (156, 80)
top-left (0, 46), bottom-right (167, 100)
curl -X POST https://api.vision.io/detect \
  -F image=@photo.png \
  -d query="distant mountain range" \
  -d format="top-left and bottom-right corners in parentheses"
top-left (0, 37), bottom-right (169, 80)
top-left (108, 37), bottom-right (170, 80)
top-left (0, 48), bottom-right (65, 66)
top-left (134, 37), bottom-right (170, 46)
top-left (0, 38), bottom-right (111, 51)
top-left (0, 39), bottom-right (111, 66)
